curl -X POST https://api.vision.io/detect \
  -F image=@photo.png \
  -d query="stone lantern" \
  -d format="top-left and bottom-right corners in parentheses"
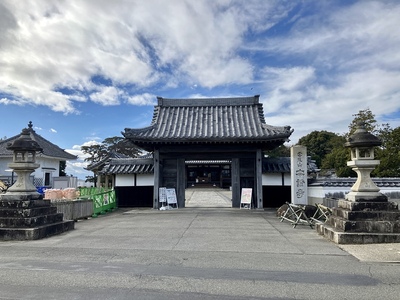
top-left (344, 122), bottom-right (386, 202)
top-left (317, 121), bottom-right (400, 244)
top-left (0, 124), bottom-right (74, 240)
top-left (5, 128), bottom-right (43, 199)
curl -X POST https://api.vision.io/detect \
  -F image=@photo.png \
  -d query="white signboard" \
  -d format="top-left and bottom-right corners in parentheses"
top-left (159, 187), bottom-right (167, 203)
top-left (291, 145), bottom-right (308, 205)
top-left (166, 188), bottom-right (177, 205)
top-left (240, 188), bottom-right (252, 208)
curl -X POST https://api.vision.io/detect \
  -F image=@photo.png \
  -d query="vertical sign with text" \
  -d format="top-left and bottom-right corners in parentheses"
top-left (291, 145), bottom-right (308, 205)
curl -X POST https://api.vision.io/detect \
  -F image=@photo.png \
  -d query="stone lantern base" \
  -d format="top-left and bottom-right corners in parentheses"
top-left (316, 197), bottom-right (400, 244)
top-left (0, 195), bottom-right (74, 241)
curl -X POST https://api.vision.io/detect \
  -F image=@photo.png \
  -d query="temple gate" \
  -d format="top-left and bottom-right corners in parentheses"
top-left (123, 95), bottom-right (293, 209)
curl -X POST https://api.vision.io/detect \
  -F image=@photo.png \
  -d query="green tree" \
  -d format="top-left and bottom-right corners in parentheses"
top-left (347, 108), bottom-right (378, 137)
top-left (81, 143), bottom-right (107, 165)
top-left (320, 108), bottom-right (399, 177)
top-left (374, 126), bottom-right (400, 177)
top-left (264, 144), bottom-right (290, 158)
top-left (102, 136), bottom-right (141, 158)
top-left (297, 130), bottom-right (343, 167)
top-left (319, 108), bottom-right (382, 177)
top-left (321, 146), bottom-right (353, 177)
top-left (84, 175), bottom-right (96, 184)
top-left (81, 136), bottom-right (141, 165)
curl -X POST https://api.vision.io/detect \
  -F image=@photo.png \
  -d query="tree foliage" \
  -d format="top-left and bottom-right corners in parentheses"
top-left (298, 131), bottom-right (344, 167)
top-left (347, 108), bottom-right (378, 137)
top-left (321, 146), bottom-right (353, 177)
top-left (264, 144), bottom-right (290, 158)
top-left (81, 136), bottom-right (141, 165)
top-left (374, 126), bottom-right (400, 177)
top-left (81, 143), bottom-right (107, 165)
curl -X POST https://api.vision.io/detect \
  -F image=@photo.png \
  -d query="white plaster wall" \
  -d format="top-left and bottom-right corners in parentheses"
top-left (0, 159), bottom-right (10, 176)
top-left (137, 174), bottom-right (154, 186)
top-left (115, 174), bottom-right (154, 186)
top-left (262, 173), bottom-right (290, 186)
top-left (36, 158), bottom-right (60, 186)
top-left (307, 185), bottom-right (400, 206)
top-left (115, 174), bottom-right (134, 186)
top-left (284, 174), bottom-right (291, 186)
top-left (0, 156), bottom-right (60, 186)
top-left (34, 158), bottom-right (59, 178)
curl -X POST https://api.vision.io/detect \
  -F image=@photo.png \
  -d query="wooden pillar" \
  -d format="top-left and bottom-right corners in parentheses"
top-left (153, 149), bottom-right (160, 209)
top-left (96, 174), bottom-right (101, 188)
top-left (111, 175), bottom-right (115, 189)
top-left (105, 175), bottom-right (109, 188)
top-left (177, 158), bottom-right (185, 208)
top-left (256, 149), bottom-right (263, 209)
top-left (231, 158), bottom-right (240, 207)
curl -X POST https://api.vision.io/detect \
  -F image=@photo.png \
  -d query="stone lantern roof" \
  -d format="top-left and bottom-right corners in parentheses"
top-left (7, 128), bottom-right (43, 153)
top-left (344, 122), bottom-right (381, 148)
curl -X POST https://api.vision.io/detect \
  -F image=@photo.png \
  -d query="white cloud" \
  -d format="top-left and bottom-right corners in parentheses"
top-left (89, 86), bottom-right (120, 106)
top-left (64, 140), bottom-right (102, 178)
top-left (1, 0), bottom-right (400, 156)
top-left (49, 128), bottom-right (57, 133)
top-left (0, 0), bottom-right (292, 113)
top-left (252, 1), bottom-right (400, 143)
top-left (125, 93), bottom-right (156, 106)
top-left (263, 67), bottom-right (400, 144)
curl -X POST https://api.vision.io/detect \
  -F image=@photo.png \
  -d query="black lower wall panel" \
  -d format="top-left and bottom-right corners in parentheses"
top-left (262, 186), bottom-right (291, 208)
top-left (115, 186), bottom-right (153, 207)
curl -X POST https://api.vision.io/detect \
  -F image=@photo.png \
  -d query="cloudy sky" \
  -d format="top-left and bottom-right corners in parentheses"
top-left (1, 0), bottom-right (399, 179)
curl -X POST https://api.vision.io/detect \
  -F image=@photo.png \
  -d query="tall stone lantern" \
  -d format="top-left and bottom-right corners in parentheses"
top-left (0, 125), bottom-right (74, 240)
top-left (344, 122), bottom-right (386, 202)
top-left (317, 121), bottom-right (400, 244)
top-left (5, 128), bottom-right (43, 199)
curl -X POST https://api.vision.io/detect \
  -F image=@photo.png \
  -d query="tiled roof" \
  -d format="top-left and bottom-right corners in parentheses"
top-left (123, 96), bottom-right (293, 149)
top-left (263, 157), bottom-right (291, 173)
top-left (0, 122), bottom-right (76, 160)
top-left (312, 178), bottom-right (400, 188)
top-left (262, 157), bottom-right (318, 173)
top-left (186, 160), bottom-right (231, 164)
top-left (86, 151), bottom-right (130, 171)
top-left (99, 156), bottom-right (315, 175)
top-left (100, 158), bottom-right (154, 175)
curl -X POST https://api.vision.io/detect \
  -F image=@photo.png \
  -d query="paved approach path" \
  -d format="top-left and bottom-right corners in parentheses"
top-left (0, 189), bottom-right (400, 299)
top-left (185, 187), bottom-right (232, 208)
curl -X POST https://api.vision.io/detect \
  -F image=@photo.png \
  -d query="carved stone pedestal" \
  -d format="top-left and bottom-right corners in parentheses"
top-left (0, 196), bottom-right (74, 241)
top-left (316, 198), bottom-right (400, 244)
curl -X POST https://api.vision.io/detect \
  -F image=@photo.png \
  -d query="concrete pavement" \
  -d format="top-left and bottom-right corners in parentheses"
top-left (0, 188), bottom-right (400, 299)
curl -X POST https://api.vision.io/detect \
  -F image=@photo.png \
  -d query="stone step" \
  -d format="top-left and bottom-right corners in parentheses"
top-left (337, 200), bottom-right (398, 211)
top-left (0, 206), bottom-right (58, 218)
top-left (316, 223), bottom-right (400, 244)
top-left (0, 199), bottom-right (52, 209)
top-left (0, 213), bottom-right (64, 228)
top-left (0, 220), bottom-right (75, 241)
top-left (333, 208), bottom-right (400, 221)
top-left (328, 215), bottom-right (400, 233)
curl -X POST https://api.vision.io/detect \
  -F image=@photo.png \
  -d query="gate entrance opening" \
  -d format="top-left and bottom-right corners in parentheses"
top-left (186, 160), bottom-right (231, 189)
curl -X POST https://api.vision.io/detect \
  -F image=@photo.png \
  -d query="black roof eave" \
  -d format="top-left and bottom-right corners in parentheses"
top-left (128, 138), bottom-right (288, 152)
